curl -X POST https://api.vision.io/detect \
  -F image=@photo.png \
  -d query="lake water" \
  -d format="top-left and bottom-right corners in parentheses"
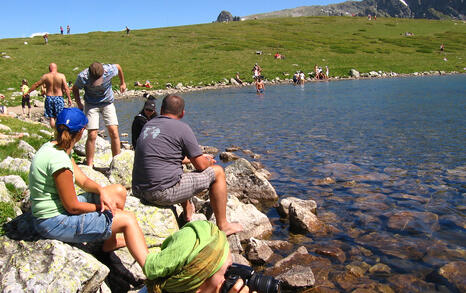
top-left (116, 75), bottom-right (465, 291)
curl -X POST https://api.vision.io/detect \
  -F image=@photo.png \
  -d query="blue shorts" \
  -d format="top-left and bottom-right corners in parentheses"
top-left (44, 96), bottom-right (65, 118)
top-left (32, 193), bottom-right (113, 243)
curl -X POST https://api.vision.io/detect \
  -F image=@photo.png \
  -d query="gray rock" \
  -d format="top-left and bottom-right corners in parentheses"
top-left (276, 265), bottom-right (315, 289)
top-left (289, 200), bottom-right (327, 234)
top-left (226, 146), bottom-right (241, 152)
top-left (369, 71), bottom-right (380, 77)
top-left (219, 151), bottom-right (240, 162)
top-left (349, 69), bottom-right (360, 78)
top-left (74, 129), bottom-right (111, 156)
top-left (18, 140), bottom-right (36, 159)
top-left (175, 83), bottom-right (183, 89)
top-left (438, 261), bottom-right (466, 292)
top-left (0, 156), bottom-right (31, 173)
top-left (0, 182), bottom-right (11, 203)
top-left (0, 175), bottom-right (27, 192)
top-left (225, 158), bottom-right (278, 201)
top-left (0, 123), bottom-right (12, 132)
top-left (0, 236), bottom-right (109, 292)
top-left (278, 197), bottom-right (317, 217)
top-left (32, 99), bottom-right (44, 107)
top-left (245, 237), bottom-right (274, 264)
top-left (200, 145), bottom-right (219, 156)
top-left (232, 253), bottom-right (250, 266)
top-left (39, 129), bottom-right (53, 137)
top-left (109, 150), bottom-right (134, 188)
top-left (75, 165), bottom-right (110, 195)
top-left (230, 78), bottom-right (239, 86)
top-left (211, 195), bottom-right (273, 241)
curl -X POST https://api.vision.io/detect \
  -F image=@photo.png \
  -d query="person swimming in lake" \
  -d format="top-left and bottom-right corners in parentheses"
top-left (255, 76), bottom-right (265, 93)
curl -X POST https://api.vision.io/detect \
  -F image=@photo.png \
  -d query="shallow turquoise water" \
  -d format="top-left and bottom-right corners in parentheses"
top-left (116, 75), bottom-right (466, 290)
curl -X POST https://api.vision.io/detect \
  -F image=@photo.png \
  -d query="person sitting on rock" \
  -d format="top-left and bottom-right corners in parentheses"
top-left (132, 95), bottom-right (242, 236)
top-left (141, 220), bottom-right (250, 293)
top-left (234, 72), bottom-right (243, 85)
top-left (131, 96), bottom-right (157, 148)
top-left (29, 108), bottom-right (148, 268)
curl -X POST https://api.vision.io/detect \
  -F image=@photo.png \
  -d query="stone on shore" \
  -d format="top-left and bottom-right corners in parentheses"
top-left (0, 175), bottom-right (28, 192)
top-left (109, 150), bottom-right (134, 189)
top-left (349, 69), bottom-right (360, 78)
top-left (225, 158), bottom-right (278, 202)
top-left (18, 140), bottom-right (36, 159)
top-left (0, 236), bottom-right (109, 293)
top-left (0, 156), bottom-right (31, 173)
top-left (245, 237), bottom-right (274, 264)
top-left (278, 196), bottom-right (317, 217)
top-left (219, 151), bottom-right (240, 162)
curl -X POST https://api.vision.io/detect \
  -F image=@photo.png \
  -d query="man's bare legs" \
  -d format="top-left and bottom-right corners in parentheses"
top-left (50, 117), bottom-right (56, 129)
top-left (85, 129), bottom-right (98, 167)
top-left (181, 200), bottom-right (194, 222)
top-left (107, 125), bottom-right (121, 157)
top-left (209, 165), bottom-right (242, 236)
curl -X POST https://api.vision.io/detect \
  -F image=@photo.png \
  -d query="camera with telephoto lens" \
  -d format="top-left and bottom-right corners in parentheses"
top-left (220, 263), bottom-right (281, 293)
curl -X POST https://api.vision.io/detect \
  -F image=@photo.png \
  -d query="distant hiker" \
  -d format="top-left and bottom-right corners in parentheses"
top-left (256, 76), bottom-right (265, 93)
top-left (72, 62), bottom-right (126, 167)
top-left (20, 79), bottom-right (31, 118)
top-left (43, 33), bottom-right (48, 44)
top-left (234, 72), bottom-right (243, 85)
top-left (274, 52), bottom-right (283, 59)
top-left (26, 63), bottom-right (72, 128)
top-left (0, 94), bottom-right (8, 115)
top-left (131, 96), bottom-right (157, 148)
top-left (126, 26), bottom-right (130, 35)
top-left (325, 66), bottom-right (329, 79)
top-left (440, 44), bottom-right (444, 51)
top-left (67, 25), bottom-right (70, 34)
top-left (60, 26), bottom-right (63, 35)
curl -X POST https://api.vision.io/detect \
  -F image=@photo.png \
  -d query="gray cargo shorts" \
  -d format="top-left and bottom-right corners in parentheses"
top-left (134, 167), bottom-right (215, 206)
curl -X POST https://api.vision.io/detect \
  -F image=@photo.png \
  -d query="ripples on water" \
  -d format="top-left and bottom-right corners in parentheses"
top-left (116, 75), bottom-right (466, 291)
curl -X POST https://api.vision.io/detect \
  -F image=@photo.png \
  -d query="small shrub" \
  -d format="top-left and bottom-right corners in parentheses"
top-left (0, 202), bottom-right (16, 235)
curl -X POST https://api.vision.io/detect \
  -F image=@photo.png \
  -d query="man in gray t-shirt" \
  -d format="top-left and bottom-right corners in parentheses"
top-left (132, 95), bottom-right (242, 236)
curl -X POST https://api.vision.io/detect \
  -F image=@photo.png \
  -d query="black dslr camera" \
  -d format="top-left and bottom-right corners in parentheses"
top-left (221, 263), bottom-right (281, 293)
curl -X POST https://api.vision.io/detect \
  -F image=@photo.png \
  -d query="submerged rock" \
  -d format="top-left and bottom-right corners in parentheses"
top-left (438, 261), bottom-right (466, 292)
top-left (385, 210), bottom-right (439, 234)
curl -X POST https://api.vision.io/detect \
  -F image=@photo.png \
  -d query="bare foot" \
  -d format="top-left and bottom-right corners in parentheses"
top-left (181, 200), bottom-right (195, 222)
top-left (102, 236), bottom-right (126, 252)
top-left (219, 222), bottom-right (243, 236)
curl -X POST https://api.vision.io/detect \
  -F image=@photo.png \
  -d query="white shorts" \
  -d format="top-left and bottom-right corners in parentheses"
top-left (84, 103), bottom-right (118, 130)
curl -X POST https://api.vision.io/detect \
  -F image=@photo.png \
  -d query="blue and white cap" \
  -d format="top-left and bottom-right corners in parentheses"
top-left (56, 108), bottom-right (88, 133)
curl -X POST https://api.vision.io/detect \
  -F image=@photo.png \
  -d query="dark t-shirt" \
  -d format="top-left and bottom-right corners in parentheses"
top-left (132, 116), bottom-right (203, 192)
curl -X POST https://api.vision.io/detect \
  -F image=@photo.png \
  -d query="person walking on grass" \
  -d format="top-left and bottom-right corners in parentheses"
top-left (132, 95), bottom-right (242, 236)
top-left (25, 63), bottom-right (72, 128)
top-left (72, 62), bottom-right (126, 167)
top-left (20, 79), bottom-right (31, 118)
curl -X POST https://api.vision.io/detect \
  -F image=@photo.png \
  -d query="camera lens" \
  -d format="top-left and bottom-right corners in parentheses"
top-left (248, 274), bottom-right (281, 293)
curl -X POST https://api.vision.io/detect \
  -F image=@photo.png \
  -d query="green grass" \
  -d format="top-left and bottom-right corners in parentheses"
top-left (0, 116), bottom-right (51, 161)
top-left (0, 16), bottom-right (465, 98)
top-left (0, 202), bottom-right (16, 235)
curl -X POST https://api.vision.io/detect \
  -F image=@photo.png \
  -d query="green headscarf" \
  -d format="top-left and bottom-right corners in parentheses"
top-left (144, 220), bottom-right (229, 293)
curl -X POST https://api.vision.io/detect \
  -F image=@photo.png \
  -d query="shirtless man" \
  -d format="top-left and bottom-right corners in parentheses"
top-left (26, 63), bottom-right (72, 128)
top-left (255, 77), bottom-right (265, 93)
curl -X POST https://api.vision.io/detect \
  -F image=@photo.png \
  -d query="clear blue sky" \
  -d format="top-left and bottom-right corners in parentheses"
top-left (0, 0), bottom-right (348, 39)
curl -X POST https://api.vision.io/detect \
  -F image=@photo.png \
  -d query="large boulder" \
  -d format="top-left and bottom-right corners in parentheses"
top-left (0, 175), bottom-right (28, 192)
top-left (18, 140), bottom-right (36, 159)
top-left (74, 130), bottom-right (113, 168)
top-left (209, 195), bottom-right (273, 242)
top-left (278, 197), bottom-right (317, 217)
top-left (0, 123), bottom-right (12, 132)
top-left (245, 237), bottom-right (274, 264)
top-left (288, 200), bottom-right (327, 235)
top-left (0, 237), bottom-right (109, 292)
top-left (0, 156), bottom-right (31, 173)
top-left (75, 165), bottom-right (111, 195)
top-left (217, 10), bottom-right (233, 22)
top-left (0, 182), bottom-right (11, 203)
top-left (349, 69), bottom-right (360, 78)
top-left (225, 158), bottom-right (278, 202)
top-left (109, 150), bottom-right (134, 188)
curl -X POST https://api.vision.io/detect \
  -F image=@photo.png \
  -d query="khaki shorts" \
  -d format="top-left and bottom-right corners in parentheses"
top-left (84, 103), bottom-right (118, 130)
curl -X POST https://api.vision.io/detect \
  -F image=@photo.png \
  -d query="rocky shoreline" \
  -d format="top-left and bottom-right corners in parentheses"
top-left (113, 69), bottom-right (465, 100)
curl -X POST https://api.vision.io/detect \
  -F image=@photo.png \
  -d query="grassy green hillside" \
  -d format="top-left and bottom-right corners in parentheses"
top-left (0, 16), bottom-right (465, 94)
